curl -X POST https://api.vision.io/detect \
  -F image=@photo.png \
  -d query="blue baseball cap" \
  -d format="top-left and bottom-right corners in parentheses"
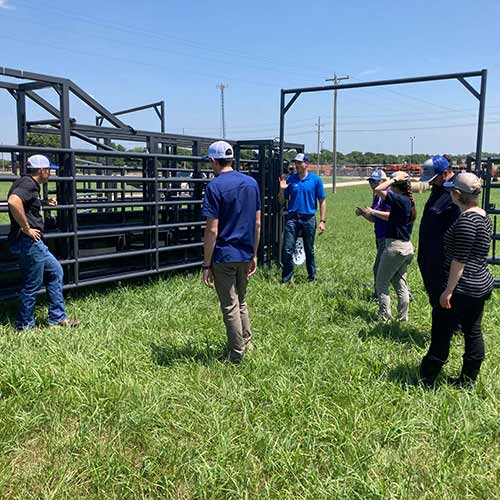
top-left (419, 155), bottom-right (450, 182)
top-left (367, 169), bottom-right (387, 182)
top-left (202, 141), bottom-right (234, 161)
top-left (293, 153), bottom-right (309, 163)
top-left (27, 154), bottom-right (59, 170)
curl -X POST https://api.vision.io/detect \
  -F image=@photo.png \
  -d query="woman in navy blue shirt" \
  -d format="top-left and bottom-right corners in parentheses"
top-left (372, 171), bottom-right (417, 321)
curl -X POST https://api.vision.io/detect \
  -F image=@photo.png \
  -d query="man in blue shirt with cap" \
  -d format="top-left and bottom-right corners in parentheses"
top-left (202, 141), bottom-right (261, 363)
top-left (7, 155), bottom-right (79, 330)
top-left (279, 153), bottom-right (326, 284)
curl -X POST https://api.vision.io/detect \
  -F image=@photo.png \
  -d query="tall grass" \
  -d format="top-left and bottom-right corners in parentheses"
top-left (0, 186), bottom-right (499, 499)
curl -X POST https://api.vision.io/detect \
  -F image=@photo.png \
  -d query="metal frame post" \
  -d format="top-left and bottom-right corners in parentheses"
top-left (475, 69), bottom-right (487, 175)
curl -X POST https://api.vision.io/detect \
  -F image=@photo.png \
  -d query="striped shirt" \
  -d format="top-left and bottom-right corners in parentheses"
top-left (443, 210), bottom-right (494, 298)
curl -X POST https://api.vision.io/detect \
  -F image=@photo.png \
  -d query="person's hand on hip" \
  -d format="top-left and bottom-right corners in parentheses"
top-left (22, 227), bottom-right (41, 241)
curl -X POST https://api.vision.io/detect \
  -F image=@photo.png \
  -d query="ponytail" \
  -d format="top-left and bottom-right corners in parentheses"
top-left (404, 182), bottom-right (417, 222)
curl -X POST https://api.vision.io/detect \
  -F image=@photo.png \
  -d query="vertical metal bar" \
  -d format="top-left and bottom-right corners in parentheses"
top-left (279, 90), bottom-right (285, 177)
top-left (160, 101), bottom-right (166, 133)
top-left (16, 90), bottom-right (27, 174)
top-left (59, 83), bottom-right (71, 149)
top-left (258, 144), bottom-right (266, 265)
top-left (278, 93), bottom-right (287, 266)
top-left (154, 155), bottom-right (160, 271)
top-left (234, 143), bottom-right (241, 171)
top-left (59, 82), bottom-right (72, 266)
top-left (71, 151), bottom-right (79, 285)
top-left (493, 216), bottom-right (497, 265)
top-left (332, 87), bottom-right (338, 194)
top-left (475, 69), bottom-right (487, 178)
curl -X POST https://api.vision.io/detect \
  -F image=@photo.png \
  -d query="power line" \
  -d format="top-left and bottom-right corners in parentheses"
top-left (284, 119), bottom-right (500, 136)
top-left (8, 1), bottom-right (489, 118)
top-left (9, 1), bottom-right (331, 77)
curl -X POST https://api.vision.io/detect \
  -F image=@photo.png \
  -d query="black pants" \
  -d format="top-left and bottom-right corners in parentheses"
top-left (421, 293), bottom-right (490, 383)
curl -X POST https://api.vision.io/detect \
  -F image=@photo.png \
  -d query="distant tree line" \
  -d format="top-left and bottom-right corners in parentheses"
top-left (305, 150), bottom-right (500, 166)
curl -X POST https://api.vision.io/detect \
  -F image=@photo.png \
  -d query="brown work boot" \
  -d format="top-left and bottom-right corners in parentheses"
top-left (50, 318), bottom-right (80, 328)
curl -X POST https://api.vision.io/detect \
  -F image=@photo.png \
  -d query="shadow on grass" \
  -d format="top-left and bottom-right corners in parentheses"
top-left (350, 305), bottom-right (378, 322)
top-left (387, 362), bottom-right (421, 387)
top-left (150, 341), bottom-right (224, 368)
top-left (0, 300), bottom-right (18, 329)
top-left (358, 321), bottom-right (427, 347)
top-left (388, 362), bottom-right (449, 390)
top-left (0, 268), bottom-right (199, 328)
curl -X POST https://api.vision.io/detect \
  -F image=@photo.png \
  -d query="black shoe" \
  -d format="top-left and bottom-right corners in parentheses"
top-left (419, 357), bottom-right (443, 387)
top-left (217, 349), bottom-right (244, 364)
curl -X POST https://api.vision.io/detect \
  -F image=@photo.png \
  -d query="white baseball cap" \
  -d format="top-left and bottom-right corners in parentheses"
top-left (203, 141), bottom-right (234, 160)
top-left (293, 153), bottom-right (309, 163)
top-left (27, 154), bottom-right (59, 170)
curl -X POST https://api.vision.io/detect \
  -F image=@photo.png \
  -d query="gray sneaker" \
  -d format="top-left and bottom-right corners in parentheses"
top-left (244, 340), bottom-right (254, 353)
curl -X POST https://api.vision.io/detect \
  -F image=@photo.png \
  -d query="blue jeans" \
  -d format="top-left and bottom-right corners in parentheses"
top-left (10, 236), bottom-right (66, 329)
top-left (281, 214), bottom-right (317, 283)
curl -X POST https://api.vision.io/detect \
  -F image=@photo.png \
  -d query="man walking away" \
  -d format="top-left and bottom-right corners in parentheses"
top-left (7, 154), bottom-right (80, 331)
top-left (279, 153), bottom-right (326, 284)
top-left (202, 141), bottom-right (261, 363)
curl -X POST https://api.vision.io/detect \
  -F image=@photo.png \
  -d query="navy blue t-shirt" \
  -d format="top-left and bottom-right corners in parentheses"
top-left (202, 170), bottom-right (261, 263)
top-left (385, 191), bottom-right (413, 241)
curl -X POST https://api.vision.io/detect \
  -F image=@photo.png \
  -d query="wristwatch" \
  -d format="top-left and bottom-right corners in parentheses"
top-left (320, 219), bottom-right (326, 223)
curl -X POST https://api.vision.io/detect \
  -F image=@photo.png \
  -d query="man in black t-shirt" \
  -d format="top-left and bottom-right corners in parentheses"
top-left (8, 155), bottom-right (79, 331)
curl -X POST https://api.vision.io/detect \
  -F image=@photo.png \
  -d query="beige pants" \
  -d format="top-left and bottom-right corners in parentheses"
top-left (375, 239), bottom-right (414, 321)
top-left (212, 262), bottom-right (253, 356)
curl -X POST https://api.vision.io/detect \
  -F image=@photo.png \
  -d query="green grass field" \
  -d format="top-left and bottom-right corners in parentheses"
top-left (0, 186), bottom-right (500, 498)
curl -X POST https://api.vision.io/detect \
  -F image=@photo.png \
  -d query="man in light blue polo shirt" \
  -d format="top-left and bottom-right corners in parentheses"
top-left (279, 153), bottom-right (326, 284)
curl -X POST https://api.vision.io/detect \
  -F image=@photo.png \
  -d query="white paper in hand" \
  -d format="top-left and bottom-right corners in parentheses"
top-left (293, 237), bottom-right (306, 266)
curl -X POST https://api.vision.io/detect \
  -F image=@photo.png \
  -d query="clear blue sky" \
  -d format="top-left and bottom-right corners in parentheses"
top-left (1, 0), bottom-right (500, 156)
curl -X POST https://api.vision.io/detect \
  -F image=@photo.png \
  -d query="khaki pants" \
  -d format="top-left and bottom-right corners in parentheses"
top-left (376, 239), bottom-right (414, 321)
top-left (213, 262), bottom-right (253, 356)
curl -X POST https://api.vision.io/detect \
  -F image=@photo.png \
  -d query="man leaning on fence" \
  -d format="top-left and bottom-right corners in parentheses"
top-left (201, 141), bottom-right (261, 363)
top-left (7, 155), bottom-right (79, 331)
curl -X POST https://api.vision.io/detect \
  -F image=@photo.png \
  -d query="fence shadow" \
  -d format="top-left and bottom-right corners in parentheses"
top-left (358, 321), bottom-right (427, 347)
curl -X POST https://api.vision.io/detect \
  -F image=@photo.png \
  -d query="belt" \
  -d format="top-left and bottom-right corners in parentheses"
top-left (289, 212), bottom-right (314, 219)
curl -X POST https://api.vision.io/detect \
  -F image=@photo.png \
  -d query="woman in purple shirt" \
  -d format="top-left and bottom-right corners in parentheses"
top-left (355, 169), bottom-right (391, 296)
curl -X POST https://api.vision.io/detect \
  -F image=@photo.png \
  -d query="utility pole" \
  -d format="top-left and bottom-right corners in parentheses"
top-left (316, 116), bottom-right (322, 172)
top-left (410, 136), bottom-right (415, 166)
top-left (216, 83), bottom-right (227, 139)
top-left (325, 73), bottom-right (349, 193)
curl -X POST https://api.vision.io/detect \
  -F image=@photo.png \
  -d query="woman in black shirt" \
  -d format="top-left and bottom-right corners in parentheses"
top-left (420, 173), bottom-right (494, 387)
top-left (373, 171), bottom-right (417, 321)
